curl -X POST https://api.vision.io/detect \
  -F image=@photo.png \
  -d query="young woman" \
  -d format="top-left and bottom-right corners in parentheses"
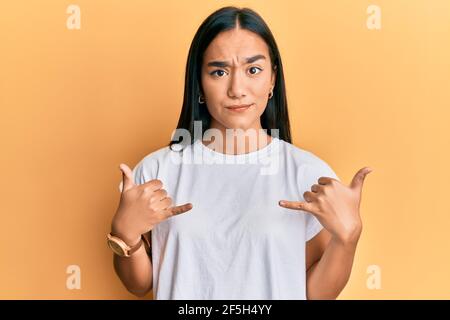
top-left (108, 6), bottom-right (372, 300)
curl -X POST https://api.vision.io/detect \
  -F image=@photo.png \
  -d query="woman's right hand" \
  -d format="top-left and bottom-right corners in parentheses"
top-left (111, 163), bottom-right (193, 245)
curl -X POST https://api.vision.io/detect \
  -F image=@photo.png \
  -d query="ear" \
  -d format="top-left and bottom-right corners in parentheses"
top-left (271, 65), bottom-right (277, 88)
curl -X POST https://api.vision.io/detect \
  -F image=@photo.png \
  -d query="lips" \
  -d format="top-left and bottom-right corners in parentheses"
top-left (225, 104), bottom-right (253, 110)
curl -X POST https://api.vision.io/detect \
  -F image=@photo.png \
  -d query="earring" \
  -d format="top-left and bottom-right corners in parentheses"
top-left (198, 94), bottom-right (205, 104)
top-left (268, 88), bottom-right (274, 99)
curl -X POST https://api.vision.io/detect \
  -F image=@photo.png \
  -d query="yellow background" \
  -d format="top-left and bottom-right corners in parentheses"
top-left (1, 0), bottom-right (449, 299)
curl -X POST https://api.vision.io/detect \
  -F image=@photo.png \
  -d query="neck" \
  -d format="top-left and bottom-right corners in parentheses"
top-left (202, 119), bottom-right (273, 155)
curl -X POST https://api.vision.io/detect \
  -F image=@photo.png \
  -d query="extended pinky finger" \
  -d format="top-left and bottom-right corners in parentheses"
top-left (169, 203), bottom-right (193, 216)
top-left (278, 200), bottom-right (315, 212)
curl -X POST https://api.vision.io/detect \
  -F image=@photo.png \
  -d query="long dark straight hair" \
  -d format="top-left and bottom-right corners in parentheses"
top-left (169, 6), bottom-right (292, 150)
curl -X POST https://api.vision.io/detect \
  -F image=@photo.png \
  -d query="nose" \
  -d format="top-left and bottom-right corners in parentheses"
top-left (227, 69), bottom-right (246, 99)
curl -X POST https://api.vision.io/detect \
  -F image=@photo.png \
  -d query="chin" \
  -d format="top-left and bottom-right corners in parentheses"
top-left (223, 120), bottom-right (255, 131)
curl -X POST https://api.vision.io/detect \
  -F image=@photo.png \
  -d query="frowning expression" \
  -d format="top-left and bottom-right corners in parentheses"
top-left (201, 27), bottom-right (276, 131)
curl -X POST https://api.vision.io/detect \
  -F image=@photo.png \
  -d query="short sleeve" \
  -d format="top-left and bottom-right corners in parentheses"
top-left (298, 158), bottom-right (340, 242)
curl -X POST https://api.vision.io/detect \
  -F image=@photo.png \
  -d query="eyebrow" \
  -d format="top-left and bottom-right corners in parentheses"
top-left (206, 54), bottom-right (266, 68)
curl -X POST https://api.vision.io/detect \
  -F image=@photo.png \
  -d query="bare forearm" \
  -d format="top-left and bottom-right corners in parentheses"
top-left (113, 244), bottom-right (153, 297)
top-left (111, 229), bottom-right (153, 297)
top-left (306, 237), bottom-right (359, 300)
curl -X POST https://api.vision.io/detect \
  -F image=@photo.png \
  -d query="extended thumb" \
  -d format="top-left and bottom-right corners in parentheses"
top-left (119, 163), bottom-right (135, 192)
top-left (350, 167), bottom-right (373, 191)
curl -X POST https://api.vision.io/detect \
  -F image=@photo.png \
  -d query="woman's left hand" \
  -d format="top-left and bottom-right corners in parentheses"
top-left (279, 167), bottom-right (373, 244)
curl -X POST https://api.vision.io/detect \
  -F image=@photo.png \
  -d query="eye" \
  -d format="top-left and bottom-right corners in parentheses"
top-left (248, 66), bottom-right (263, 75)
top-left (210, 70), bottom-right (227, 77)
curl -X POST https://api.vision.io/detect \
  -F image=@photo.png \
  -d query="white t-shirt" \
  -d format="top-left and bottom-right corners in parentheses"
top-left (118, 136), bottom-right (339, 299)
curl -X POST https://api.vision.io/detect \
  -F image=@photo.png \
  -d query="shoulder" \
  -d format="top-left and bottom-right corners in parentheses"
top-left (282, 140), bottom-right (336, 172)
top-left (281, 140), bottom-right (339, 181)
top-left (131, 142), bottom-right (193, 181)
top-left (139, 144), bottom-right (173, 167)
top-left (129, 144), bottom-right (174, 185)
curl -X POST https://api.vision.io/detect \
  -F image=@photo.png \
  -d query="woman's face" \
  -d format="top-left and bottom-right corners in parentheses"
top-left (201, 27), bottom-right (276, 132)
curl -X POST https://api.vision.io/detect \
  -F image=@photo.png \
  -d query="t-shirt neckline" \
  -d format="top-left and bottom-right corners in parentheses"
top-left (193, 136), bottom-right (280, 162)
